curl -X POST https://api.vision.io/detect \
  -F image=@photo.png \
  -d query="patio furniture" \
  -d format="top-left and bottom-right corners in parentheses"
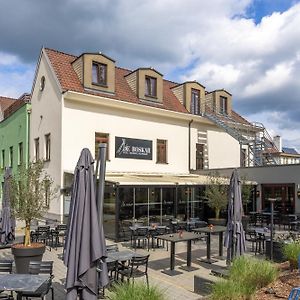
top-left (106, 244), bottom-right (119, 252)
top-left (117, 255), bottom-right (150, 287)
top-left (193, 225), bottom-right (227, 264)
top-left (36, 226), bottom-right (51, 245)
top-left (158, 231), bottom-right (200, 276)
top-left (153, 226), bottom-right (169, 250)
top-left (50, 224), bottom-right (67, 249)
top-left (17, 261), bottom-right (54, 300)
top-left (97, 259), bottom-right (118, 297)
top-left (131, 227), bottom-right (149, 250)
top-left (0, 260), bottom-right (13, 298)
top-left (288, 287), bottom-right (300, 300)
top-left (0, 274), bottom-right (50, 300)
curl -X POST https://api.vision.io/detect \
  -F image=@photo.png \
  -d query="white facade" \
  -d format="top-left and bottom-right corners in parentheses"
top-left (30, 49), bottom-right (243, 220)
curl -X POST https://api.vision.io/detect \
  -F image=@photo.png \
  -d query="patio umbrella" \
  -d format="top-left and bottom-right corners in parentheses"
top-left (64, 148), bottom-right (108, 299)
top-left (224, 169), bottom-right (246, 263)
top-left (0, 167), bottom-right (15, 244)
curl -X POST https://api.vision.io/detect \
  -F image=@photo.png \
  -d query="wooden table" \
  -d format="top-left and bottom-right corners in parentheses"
top-left (158, 231), bottom-right (200, 276)
top-left (0, 274), bottom-right (49, 300)
top-left (193, 226), bottom-right (227, 264)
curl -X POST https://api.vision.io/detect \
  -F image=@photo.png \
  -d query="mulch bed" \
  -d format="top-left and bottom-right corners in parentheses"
top-left (255, 262), bottom-right (300, 299)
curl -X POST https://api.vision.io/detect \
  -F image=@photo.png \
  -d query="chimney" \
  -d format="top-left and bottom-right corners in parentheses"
top-left (273, 135), bottom-right (282, 152)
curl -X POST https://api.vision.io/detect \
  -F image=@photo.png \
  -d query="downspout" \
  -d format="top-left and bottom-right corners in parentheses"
top-left (188, 119), bottom-right (194, 172)
top-left (26, 106), bottom-right (32, 166)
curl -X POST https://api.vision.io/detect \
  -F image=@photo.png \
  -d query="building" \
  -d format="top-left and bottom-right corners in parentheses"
top-left (0, 94), bottom-right (31, 204)
top-left (0, 96), bottom-right (16, 121)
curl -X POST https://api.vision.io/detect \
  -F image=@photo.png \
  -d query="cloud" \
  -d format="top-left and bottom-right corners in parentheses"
top-left (0, 0), bottom-right (299, 148)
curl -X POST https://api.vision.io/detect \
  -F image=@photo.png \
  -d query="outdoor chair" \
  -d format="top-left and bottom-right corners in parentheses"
top-left (97, 259), bottom-right (118, 298)
top-left (153, 227), bottom-right (168, 250)
top-left (288, 287), bottom-right (300, 299)
top-left (36, 226), bottom-right (51, 245)
top-left (245, 230), bottom-right (265, 255)
top-left (17, 260), bottom-right (54, 300)
top-left (132, 227), bottom-right (149, 250)
top-left (0, 260), bottom-right (13, 298)
top-left (50, 224), bottom-right (67, 250)
top-left (117, 254), bottom-right (150, 287)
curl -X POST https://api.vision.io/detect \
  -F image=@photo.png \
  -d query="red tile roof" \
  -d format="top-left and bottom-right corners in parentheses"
top-left (0, 96), bottom-right (16, 113)
top-left (44, 48), bottom-right (249, 124)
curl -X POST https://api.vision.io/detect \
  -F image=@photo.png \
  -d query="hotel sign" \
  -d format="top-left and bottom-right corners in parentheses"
top-left (115, 136), bottom-right (152, 160)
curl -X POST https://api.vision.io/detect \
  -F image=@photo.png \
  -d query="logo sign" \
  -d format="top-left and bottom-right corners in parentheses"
top-left (115, 136), bottom-right (152, 160)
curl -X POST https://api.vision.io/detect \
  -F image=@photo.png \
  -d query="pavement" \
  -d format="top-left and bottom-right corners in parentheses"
top-left (0, 233), bottom-right (257, 300)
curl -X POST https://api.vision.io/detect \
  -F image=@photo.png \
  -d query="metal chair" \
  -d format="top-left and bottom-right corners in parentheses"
top-left (117, 255), bottom-right (150, 287)
top-left (288, 287), bottom-right (300, 300)
top-left (17, 261), bottom-right (54, 300)
top-left (132, 227), bottom-right (149, 250)
top-left (0, 260), bottom-right (13, 298)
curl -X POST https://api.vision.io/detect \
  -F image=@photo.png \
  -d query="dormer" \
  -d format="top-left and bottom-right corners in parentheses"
top-left (171, 81), bottom-right (206, 115)
top-left (125, 68), bottom-right (163, 103)
top-left (205, 89), bottom-right (232, 115)
top-left (72, 52), bottom-right (115, 94)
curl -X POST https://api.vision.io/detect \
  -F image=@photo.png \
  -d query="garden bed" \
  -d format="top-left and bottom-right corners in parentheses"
top-left (255, 262), bottom-right (299, 299)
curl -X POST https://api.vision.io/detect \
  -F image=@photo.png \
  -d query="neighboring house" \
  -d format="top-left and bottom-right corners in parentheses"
top-left (0, 93), bottom-right (31, 204)
top-left (0, 96), bottom-right (16, 121)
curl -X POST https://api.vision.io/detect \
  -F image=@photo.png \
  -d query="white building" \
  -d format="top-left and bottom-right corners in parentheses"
top-left (30, 48), bottom-right (256, 239)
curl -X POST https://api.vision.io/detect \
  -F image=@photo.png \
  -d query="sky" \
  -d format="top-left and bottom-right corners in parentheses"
top-left (0, 0), bottom-right (300, 150)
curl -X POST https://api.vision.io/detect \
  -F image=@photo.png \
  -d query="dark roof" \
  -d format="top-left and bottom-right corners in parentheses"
top-left (43, 48), bottom-right (249, 124)
top-left (282, 147), bottom-right (299, 155)
top-left (0, 96), bottom-right (16, 113)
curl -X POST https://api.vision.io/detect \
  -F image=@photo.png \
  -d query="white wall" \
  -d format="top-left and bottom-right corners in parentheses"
top-left (207, 129), bottom-right (240, 168)
top-left (62, 99), bottom-right (190, 174)
top-left (30, 52), bottom-right (63, 218)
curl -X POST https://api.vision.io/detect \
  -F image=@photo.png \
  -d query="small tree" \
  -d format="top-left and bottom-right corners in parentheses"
top-left (205, 172), bottom-right (228, 219)
top-left (9, 160), bottom-right (56, 247)
top-left (241, 176), bottom-right (253, 214)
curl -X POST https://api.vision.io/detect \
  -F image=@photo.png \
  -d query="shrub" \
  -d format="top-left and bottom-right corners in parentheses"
top-left (108, 282), bottom-right (166, 300)
top-left (211, 256), bottom-right (278, 299)
top-left (283, 242), bottom-right (300, 269)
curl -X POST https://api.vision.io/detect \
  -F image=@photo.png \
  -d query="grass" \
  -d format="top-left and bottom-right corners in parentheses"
top-left (108, 282), bottom-right (166, 300)
top-left (211, 256), bottom-right (278, 300)
top-left (283, 241), bottom-right (300, 268)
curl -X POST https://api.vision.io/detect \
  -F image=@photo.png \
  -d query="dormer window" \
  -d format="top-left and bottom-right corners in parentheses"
top-left (92, 62), bottom-right (107, 86)
top-left (191, 89), bottom-right (200, 115)
top-left (145, 76), bottom-right (157, 97)
top-left (220, 96), bottom-right (228, 114)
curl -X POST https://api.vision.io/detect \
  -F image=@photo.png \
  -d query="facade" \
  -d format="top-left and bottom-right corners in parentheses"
top-left (0, 94), bottom-right (31, 205)
top-left (30, 48), bottom-right (255, 239)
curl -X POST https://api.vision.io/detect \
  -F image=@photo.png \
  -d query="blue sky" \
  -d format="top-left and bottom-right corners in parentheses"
top-left (0, 0), bottom-right (300, 150)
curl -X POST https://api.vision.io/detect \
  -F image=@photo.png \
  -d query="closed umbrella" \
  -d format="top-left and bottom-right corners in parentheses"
top-left (64, 148), bottom-right (108, 299)
top-left (0, 167), bottom-right (15, 244)
top-left (224, 169), bottom-right (246, 263)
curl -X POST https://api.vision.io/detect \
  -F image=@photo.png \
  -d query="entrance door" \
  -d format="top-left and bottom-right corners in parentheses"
top-left (262, 184), bottom-right (295, 214)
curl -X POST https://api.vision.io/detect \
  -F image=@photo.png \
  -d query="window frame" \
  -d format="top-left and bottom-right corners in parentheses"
top-left (196, 143), bottom-right (204, 170)
top-left (1, 149), bottom-right (4, 169)
top-left (191, 89), bottom-right (200, 115)
top-left (219, 96), bottom-right (228, 114)
top-left (145, 76), bottom-right (157, 98)
top-left (92, 61), bottom-right (107, 86)
top-left (45, 133), bottom-right (51, 161)
top-left (9, 146), bottom-right (13, 167)
top-left (156, 139), bottom-right (167, 164)
top-left (34, 138), bottom-right (40, 162)
top-left (18, 142), bottom-right (23, 166)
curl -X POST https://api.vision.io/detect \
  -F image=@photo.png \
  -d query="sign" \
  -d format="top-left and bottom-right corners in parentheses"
top-left (115, 136), bottom-right (152, 160)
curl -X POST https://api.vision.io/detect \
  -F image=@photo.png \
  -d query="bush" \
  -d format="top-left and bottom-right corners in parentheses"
top-left (283, 242), bottom-right (300, 269)
top-left (211, 256), bottom-right (278, 299)
top-left (108, 282), bottom-right (166, 300)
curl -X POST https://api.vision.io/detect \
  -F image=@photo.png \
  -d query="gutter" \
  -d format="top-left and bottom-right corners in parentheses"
top-left (188, 119), bottom-right (194, 172)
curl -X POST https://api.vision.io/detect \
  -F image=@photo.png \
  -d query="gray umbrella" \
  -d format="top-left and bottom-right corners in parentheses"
top-left (64, 148), bottom-right (108, 299)
top-left (224, 169), bottom-right (246, 263)
top-left (0, 167), bottom-right (15, 244)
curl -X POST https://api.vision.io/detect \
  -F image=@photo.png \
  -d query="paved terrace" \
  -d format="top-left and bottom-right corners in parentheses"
top-left (0, 234), bottom-right (257, 300)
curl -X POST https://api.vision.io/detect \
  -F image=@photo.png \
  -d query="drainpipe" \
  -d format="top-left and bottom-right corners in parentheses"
top-left (188, 119), bottom-right (194, 172)
top-left (26, 106), bottom-right (32, 166)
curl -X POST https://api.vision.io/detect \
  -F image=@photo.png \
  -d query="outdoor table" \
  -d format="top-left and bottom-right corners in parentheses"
top-left (107, 249), bottom-right (143, 263)
top-left (193, 225), bottom-right (227, 264)
top-left (0, 274), bottom-right (49, 300)
top-left (158, 231), bottom-right (200, 276)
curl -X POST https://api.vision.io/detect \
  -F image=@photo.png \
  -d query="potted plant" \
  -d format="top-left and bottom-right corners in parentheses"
top-left (9, 160), bottom-right (56, 273)
top-left (205, 172), bottom-right (228, 226)
top-left (283, 241), bottom-right (300, 270)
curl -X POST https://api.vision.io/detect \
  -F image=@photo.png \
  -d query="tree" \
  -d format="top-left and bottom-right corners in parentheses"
top-left (9, 160), bottom-right (57, 247)
top-left (205, 172), bottom-right (229, 219)
top-left (241, 175), bottom-right (253, 213)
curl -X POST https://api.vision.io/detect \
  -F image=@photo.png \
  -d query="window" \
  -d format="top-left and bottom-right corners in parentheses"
top-left (45, 134), bottom-right (51, 161)
top-left (34, 138), bottom-right (40, 161)
top-left (40, 76), bottom-right (45, 91)
top-left (9, 146), bottom-right (13, 167)
top-left (145, 76), bottom-right (157, 97)
top-left (18, 142), bottom-right (23, 165)
top-left (191, 89), bottom-right (200, 115)
top-left (220, 96), bottom-right (228, 114)
top-left (241, 149), bottom-right (246, 167)
top-left (1, 150), bottom-right (4, 169)
top-left (157, 139), bottom-right (167, 163)
top-left (92, 62), bottom-right (107, 86)
top-left (95, 132), bottom-right (109, 160)
top-left (196, 143), bottom-right (204, 170)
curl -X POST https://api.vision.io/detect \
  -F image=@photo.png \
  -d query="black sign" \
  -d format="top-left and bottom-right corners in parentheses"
top-left (115, 136), bottom-right (152, 160)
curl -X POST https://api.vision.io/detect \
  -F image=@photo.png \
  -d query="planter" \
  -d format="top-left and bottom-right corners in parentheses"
top-left (265, 240), bottom-right (285, 262)
top-left (11, 243), bottom-right (45, 273)
top-left (208, 218), bottom-right (226, 226)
